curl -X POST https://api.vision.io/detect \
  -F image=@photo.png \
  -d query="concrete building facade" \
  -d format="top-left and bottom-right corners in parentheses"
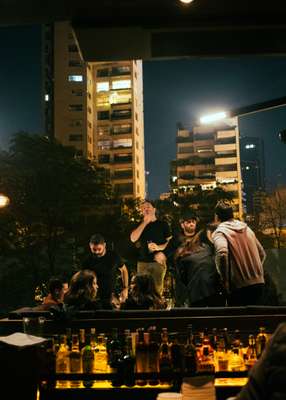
top-left (172, 119), bottom-right (243, 219)
top-left (43, 21), bottom-right (145, 199)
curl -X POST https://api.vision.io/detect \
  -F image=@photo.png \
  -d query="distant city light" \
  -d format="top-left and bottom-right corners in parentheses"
top-left (45, 94), bottom-right (49, 101)
top-left (200, 111), bottom-right (228, 124)
top-left (245, 144), bottom-right (256, 149)
top-left (0, 194), bottom-right (10, 208)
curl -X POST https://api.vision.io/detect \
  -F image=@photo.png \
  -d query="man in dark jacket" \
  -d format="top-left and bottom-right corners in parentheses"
top-left (235, 322), bottom-right (286, 400)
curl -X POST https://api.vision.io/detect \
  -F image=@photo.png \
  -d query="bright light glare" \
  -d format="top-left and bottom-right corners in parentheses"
top-left (180, 0), bottom-right (194, 3)
top-left (200, 111), bottom-right (228, 125)
top-left (0, 194), bottom-right (10, 208)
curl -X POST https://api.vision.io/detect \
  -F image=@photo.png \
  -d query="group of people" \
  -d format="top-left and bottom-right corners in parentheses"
top-left (38, 198), bottom-right (273, 313)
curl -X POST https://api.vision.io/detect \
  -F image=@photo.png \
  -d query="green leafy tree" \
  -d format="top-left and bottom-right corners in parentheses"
top-left (0, 132), bottom-right (112, 310)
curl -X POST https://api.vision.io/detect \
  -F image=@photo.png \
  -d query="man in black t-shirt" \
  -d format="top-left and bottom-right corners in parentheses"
top-left (82, 233), bottom-right (129, 309)
top-left (130, 200), bottom-right (172, 295)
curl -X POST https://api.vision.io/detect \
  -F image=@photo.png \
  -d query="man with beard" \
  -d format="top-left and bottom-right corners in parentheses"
top-left (130, 199), bottom-right (172, 295)
top-left (82, 234), bottom-right (129, 309)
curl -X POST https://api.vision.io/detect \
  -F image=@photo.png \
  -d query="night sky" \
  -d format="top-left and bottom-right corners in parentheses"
top-left (1, 25), bottom-right (286, 199)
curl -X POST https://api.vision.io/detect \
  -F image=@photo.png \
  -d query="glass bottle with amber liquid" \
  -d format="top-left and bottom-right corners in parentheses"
top-left (184, 324), bottom-right (197, 376)
top-left (245, 334), bottom-right (257, 370)
top-left (95, 333), bottom-right (108, 373)
top-left (159, 328), bottom-right (172, 385)
top-left (69, 334), bottom-right (82, 388)
top-left (147, 326), bottom-right (159, 386)
top-left (256, 327), bottom-right (268, 358)
top-left (56, 334), bottom-right (70, 388)
top-left (135, 328), bottom-right (148, 386)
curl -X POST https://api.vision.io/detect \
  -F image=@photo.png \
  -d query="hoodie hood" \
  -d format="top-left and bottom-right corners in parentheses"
top-left (216, 219), bottom-right (247, 234)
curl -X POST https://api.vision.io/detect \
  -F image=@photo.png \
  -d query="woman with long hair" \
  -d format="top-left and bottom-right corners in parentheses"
top-left (174, 226), bottom-right (224, 307)
top-left (64, 269), bottom-right (99, 310)
top-left (122, 273), bottom-right (165, 310)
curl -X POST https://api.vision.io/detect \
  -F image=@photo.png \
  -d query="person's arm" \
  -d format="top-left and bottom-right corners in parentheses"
top-left (119, 264), bottom-right (129, 303)
top-left (130, 219), bottom-right (149, 243)
top-left (256, 238), bottom-right (266, 264)
top-left (212, 231), bottom-right (230, 293)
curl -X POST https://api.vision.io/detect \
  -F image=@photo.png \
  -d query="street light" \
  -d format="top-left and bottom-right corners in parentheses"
top-left (0, 194), bottom-right (10, 208)
top-left (199, 95), bottom-right (286, 127)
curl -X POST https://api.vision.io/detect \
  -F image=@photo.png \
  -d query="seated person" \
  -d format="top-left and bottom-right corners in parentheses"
top-left (122, 273), bottom-right (165, 310)
top-left (35, 277), bottom-right (66, 310)
top-left (64, 269), bottom-right (100, 311)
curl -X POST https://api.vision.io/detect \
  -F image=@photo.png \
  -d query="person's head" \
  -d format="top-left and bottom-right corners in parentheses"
top-left (139, 199), bottom-right (156, 219)
top-left (65, 269), bottom-right (98, 303)
top-left (214, 200), bottom-right (234, 222)
top-left (47, 277), bottom-right (65, 302)
top-left (130, 273), bottom-right (161, 303)
top-left (89, 233), bottom-right (106, 257)
top-left (180, 210), bottom-right (199, 237)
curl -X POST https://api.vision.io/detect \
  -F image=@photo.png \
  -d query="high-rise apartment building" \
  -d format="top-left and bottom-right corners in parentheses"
top-left (171, 119), bottom-right (243, 219)
top-left (43, 21), bottom-right (145, 199)
top-left (240, 136), bottom-right (265, 214)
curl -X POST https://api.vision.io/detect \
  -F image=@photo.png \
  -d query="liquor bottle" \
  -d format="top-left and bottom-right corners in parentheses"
top-left (69, 334), bottom-right (82, 388)
top-left (256, 327), bottom-right (268, 358)
top-left (56, 334), bottom-right (70, 388)
top-left (79, 328), bottom-right (86, 351)
top-left (122, 333), bottom-right (136, 387)
top-left (90, 327), bottom-right (97, 352)
top-left (170, 332), bottom-right (183, 373)
top-left (108, 328), bottom-right (122, 368)
top-left (184, 324), bottom-right (197, 376)
top-left (215, 330), bottom-right (229, 372)
top-left (95, 333), bottom-right (108, 373)
top-left (229, 329), bottom-right (245, 372)
top-left (109, 328), bottom-right (124, 387)
top-left (210, 328), bottom-right (219, 351)
top-left (81, 333), bottom-right (95, 388)
top-left (198, 331), bottom-right (215, 373)
top-left (147, 326), bottom-right (159, 386)
top-left (66, 328), bottom-right (72, 350)
top-left (159, 328), bottom-right (172, 384)
top-left (135, 328), bottom-right (148, 386)
top-left (245, 334), bottom-right (257, 370)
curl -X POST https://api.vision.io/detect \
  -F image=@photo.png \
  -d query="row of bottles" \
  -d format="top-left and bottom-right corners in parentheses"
top-left (52, 325), bottom-right (270, 389)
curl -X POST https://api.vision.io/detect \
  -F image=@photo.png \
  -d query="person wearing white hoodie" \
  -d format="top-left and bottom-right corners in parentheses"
top-left (212, 201), bottom-right (266, 306)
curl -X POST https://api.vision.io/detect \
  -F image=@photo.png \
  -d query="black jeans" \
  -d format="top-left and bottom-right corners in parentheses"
top-left (227, 283), bottom-right (265, 306)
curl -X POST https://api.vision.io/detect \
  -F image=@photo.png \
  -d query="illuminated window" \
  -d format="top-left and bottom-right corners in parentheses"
top-left (245, 144), bottom-right (256, 149)
top-left (98, 140), bottom-right (111, 150)
top-left (45, 94), bottom-right (49, 101)
top-left (112, 124), bottom-right (132, 135)
top-left (97, 82), bottom-right (109, 92)
top-left (111, 79), bottom-right (131, 90)
top-left (98, 126), bottom-right (111, 136)
top-left (109, 90), bottom-right (131, 105)
top-left (96, 92), bottom-right (110, 107)
top-left (113, 138), bottom-right (132, 149)
top-left (68, 75), bottom-right (83, 82)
